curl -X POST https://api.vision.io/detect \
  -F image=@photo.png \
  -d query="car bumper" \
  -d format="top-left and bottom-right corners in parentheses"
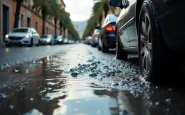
top-left (55, 40), bottom-right (63, 44)
top-left (5, 38), bottom-right (31, 45)
top-left (40, 41), bottom-right (50, 44)
top-left (103, 34), bottom-right (116, 48)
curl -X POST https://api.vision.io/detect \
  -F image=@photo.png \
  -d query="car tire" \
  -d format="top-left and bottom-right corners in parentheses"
top-left (116, 31), bottom-right (128, 60)
top-left (28, 38), bottom-right (33, 47)
top-left (36, 40), bottom-right (40, 47)
top-left (18, 44), bottom-right (22, 47)
top-left (98, 38), bottom-right (101, 50)
top-left (138, 0), bottom-right (184, 83)
top-left (5, 44), bottom-right (11, 47)
top-left (101, 38), bottom-right (108, 53)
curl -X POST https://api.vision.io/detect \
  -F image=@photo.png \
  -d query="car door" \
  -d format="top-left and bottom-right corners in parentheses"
top-left (126, 0), bottom-right (138, 50)
top-left (117, 8), bottom-right (130, 48)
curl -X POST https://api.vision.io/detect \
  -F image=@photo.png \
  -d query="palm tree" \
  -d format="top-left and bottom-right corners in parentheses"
top-left (14, 0), bottom-right (24, 28)
top-left (82, 15), bottom-right (98, 39)
top-left (32, 0), bottom-right (58, 35)
top-left (93, 0), bottom-right (115, 26)
top-left (82, 0), bottom-right (116, 39)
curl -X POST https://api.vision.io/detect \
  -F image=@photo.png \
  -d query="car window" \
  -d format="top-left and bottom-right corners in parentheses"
top-left (12, 29), bottom-right (28, 33)
top-left (40, 35), bottom-right (48, 38)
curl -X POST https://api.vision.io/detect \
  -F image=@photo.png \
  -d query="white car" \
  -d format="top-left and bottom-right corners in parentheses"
top-left (40, 34), bottom-right (55, 45)
top-left (63, 38), bottom-right (68, 44)
top-left (5, 27), bottom-right (40, 47)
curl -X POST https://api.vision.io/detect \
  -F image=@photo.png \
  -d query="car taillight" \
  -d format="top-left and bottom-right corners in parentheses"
top-left (106, 24), bottom-right (116, 32)
top-left (94, 34), bottom-right (99, 38)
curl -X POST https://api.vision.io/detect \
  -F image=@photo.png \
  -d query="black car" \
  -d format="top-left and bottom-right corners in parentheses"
top-left (110, 0), bottom-right (185, 83)
top-left (98, 14), bottom-right (118, 52)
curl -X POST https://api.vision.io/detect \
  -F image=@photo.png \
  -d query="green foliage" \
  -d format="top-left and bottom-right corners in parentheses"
top-left (82, 0), bottom-right (115, 40)
top-left (32, 0), bottom-right (79, 40)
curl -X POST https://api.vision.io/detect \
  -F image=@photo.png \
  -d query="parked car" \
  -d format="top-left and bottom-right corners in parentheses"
top-left (110, 0), bottom-right (185, 82)
top-left (5, 27), bottom-right (40, 47)
top-left (63, 38), bottom-right (69, 44)
top-left (85, 36), bottom-right (92, 45)
top-left (40, 34), bottom-right (54, 45)
top-left (68, 40), bottom-right (73, 44)
top-left (98, 14), bottom-right (118, 52)
top-left (91, 27), bottom-right (101, 47)
top-left (54, 35), bottom-right (63, 44)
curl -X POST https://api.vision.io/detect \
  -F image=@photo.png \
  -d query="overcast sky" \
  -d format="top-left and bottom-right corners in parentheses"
top-left (63, 0), bottom-right (95, 21)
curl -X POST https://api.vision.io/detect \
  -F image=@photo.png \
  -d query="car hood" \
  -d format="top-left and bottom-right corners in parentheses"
top-left (8, 33), bottom-right (30, 37)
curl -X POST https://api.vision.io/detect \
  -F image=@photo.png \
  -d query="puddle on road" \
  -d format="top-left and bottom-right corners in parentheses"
top-left (0, 46), bottom-right (185, 115)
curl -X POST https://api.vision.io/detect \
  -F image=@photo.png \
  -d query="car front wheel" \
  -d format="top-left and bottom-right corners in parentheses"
top-left (98, 38), bottom-right (101, 51)
top-left (5, 44), bottom-right (11, 47)
top-left (138, 0), bottom-right (184, 83)
top-left (28, 38), bottom-right (33, 47)
top-left (101, 38), bottom-right (108, 53)
top-left (36, 40), bottom-right (40, 46)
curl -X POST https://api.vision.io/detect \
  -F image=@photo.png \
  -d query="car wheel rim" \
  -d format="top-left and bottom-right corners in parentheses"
top-left (140, 13), bottom-right (152, 77)
top-left (99, 38), bottom-right (102, 47)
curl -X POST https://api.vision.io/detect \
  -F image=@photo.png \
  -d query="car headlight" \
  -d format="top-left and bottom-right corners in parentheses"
top-left (5, 35), bottom-right (9, 38)
top-left (59, 39), bottom-right (62, 41)
top-left (47, 39), bottom-right (50, 42)
top-left (25, 35), bottom-right (30, 38)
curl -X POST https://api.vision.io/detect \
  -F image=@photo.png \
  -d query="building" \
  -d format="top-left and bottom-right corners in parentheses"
top-left (0, 0), bottom-right (66, 45)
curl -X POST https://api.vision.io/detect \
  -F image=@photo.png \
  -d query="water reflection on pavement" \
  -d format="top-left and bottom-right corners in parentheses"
top-left (0, 45), bottom-right (185, 115)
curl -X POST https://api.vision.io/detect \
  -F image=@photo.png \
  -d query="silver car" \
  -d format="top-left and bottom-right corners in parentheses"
top-left (5, 27), bottom-right (40, 47)
top-left (91, 28), bottom-right (100, 47)
top-left (40, 34), bottom-right (55, 45)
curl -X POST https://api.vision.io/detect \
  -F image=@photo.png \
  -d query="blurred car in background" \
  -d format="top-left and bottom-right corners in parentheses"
top-left (5, 27), bottom-right (40, 47)
top-left (63, 38), bottom-right (69, 44)
top-left (91, 27), bottom-right (101, 47)
top-left (54, 35), bottom-right (63, 44)
top-left (98, 14), bottom-right (118, 52)
top-left (68, 40), bottom-right (74, 44)
top-left (85, 36), bottom-right (92, 45)
top-left (40, 34), bottom-right (54, 45)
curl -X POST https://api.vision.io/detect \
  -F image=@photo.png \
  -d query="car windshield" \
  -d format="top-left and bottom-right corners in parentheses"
top-left (56, 36), bottom-right (62, 39)
top-left (40, 36), bottom-right (48, 38)
top-left (12, 29), bottom-right (28, 33)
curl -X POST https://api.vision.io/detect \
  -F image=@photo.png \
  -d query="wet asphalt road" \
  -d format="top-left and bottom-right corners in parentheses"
top-left (0, 44), bottom-right (185, 115)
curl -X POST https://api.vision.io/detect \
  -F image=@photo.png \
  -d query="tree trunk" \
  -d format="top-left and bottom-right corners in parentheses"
top-left (41, 8), bottom-right (46, 35)
top-left (99, 15), bottom-right (102, 27)
top-left (63, 27), bottom-right (66, 38)
top-left (59, 22), bottom-right (63, 35)
top-left (104, 4), bottom-right (109, 18)
top-left (54, 17), bottom-right (57, 37)
top-left (14, 0), bottom-right (23, 28)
